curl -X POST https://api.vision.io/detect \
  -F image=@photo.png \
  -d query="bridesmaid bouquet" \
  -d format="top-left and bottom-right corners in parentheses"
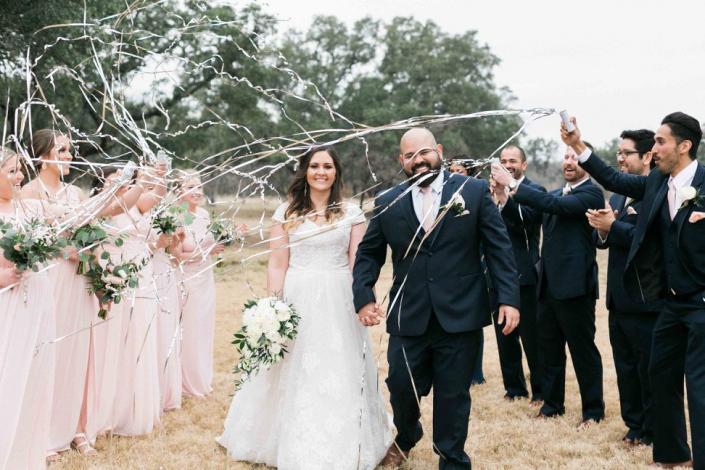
top-left (152, 202), bottom-right (193, 235)
top-left (85, 257), bottom-right (147, 319)
top-left (0, 218), bottom-right (66, 272)
top-left (209, 218), bottom-right (243, 247)
top-left (70, 223), bottom-right (109, 274)
top-left (232, 296), bottom-right (300, 390)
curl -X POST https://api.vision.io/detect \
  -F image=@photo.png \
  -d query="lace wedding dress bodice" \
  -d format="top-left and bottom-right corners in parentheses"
top-left (272, 202), bottom-right (364, 272)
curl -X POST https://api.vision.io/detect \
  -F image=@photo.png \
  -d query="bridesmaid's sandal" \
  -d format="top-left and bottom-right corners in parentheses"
top-left (71, 434), bottom-right (98, 456)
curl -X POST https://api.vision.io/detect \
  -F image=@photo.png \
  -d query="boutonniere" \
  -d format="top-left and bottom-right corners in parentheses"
top-left (679, 186), bottom-right (705, 209)
top-left (441, 192), bottom-right (469, 217)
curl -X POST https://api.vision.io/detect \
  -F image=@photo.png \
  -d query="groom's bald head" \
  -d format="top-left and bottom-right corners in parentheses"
top-left (398, 127), bottom-right (443, 186)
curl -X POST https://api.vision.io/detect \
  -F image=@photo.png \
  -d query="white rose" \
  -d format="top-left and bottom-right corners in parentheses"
top-left (246, 324), bottom-right (262, 342)
top-left (242, 308), bottom-right (257, 327)
top-left (450, 193), bottom-right (465, 209)
top-left (275, 307), bottom-right (291, 322)
top-left (680, 186), bottom-right (697, 202)
top-left (265, 330), bottom-right (282, 344)
top-left (270, 343), bottom-right (282, 355)
top-left (261, 316), bottom-right (280, 335)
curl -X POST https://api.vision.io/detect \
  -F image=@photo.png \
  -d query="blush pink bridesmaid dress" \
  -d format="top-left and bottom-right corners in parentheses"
top-left (44, 185), bottom-right (100, 453)
top-left (110, 207), bottom-right (161, 436)
top-left (0, 202), bottom-right (56, 470)
top-left (180, 207), bottom-right (217, 398)
top-left (153, 249), bottom-right (183, 411)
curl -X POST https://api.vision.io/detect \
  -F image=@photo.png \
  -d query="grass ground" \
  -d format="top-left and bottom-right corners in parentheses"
top-left (54, 198), bottom-right (687, 469)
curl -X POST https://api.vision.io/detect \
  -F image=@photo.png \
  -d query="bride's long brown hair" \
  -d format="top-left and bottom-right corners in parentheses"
top-left (284, 146), bottom-right (344, 229)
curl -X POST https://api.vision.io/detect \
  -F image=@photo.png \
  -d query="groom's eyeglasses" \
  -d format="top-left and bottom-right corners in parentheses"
top-left (402, 147), bottom-right (439, 161)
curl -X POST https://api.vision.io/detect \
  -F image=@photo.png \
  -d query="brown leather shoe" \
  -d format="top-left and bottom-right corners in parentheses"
top-left (650, 460), bottom-right (693, 468)
top-left (381, 443), bottom-right (410, 468)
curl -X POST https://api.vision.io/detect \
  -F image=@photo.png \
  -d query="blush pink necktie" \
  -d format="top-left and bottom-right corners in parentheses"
top-left (421, 186), bottom-right (435, 232)
top-left (667, 179), bottom-right (676, 220)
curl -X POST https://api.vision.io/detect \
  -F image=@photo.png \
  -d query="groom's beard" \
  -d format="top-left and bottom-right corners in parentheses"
top-left (405, 162), bottom-right (442, 187)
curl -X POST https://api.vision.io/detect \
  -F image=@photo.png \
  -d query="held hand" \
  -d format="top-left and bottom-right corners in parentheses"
top-left (497, 304), bottom-right (520, 335)
top-left (62, 245), bottom-right (80, 262)
top-left (357, 302), bottom-right (382, 327)
top-left (117, 161), bottom-right (137, 186)
top-left (236, 223), bottom-right (248, 236)
top-left (490, 162), bottom-right (513, 187)
top-left (585, 202), bottom-right (616, 233)
top-left (559, 116), bottom-right (586, 153)
top-left (211, 243), bottom-right (225, 255)
top-left (156, 233), bottom-right (174, 249)
top-left (153, 161), bottom-right (168, 178)
top-left (174, 226), bottom-right (186, 241)
top-left (0, 266), bottom-right (21, 288)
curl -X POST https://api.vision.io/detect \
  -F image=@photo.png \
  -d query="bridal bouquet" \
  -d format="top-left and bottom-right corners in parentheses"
top-left (0, 218), bottom-right (66, 272)
top-left (232, 296), bottom-right (300, 390)
top-left (85, 257), bottom-right (147, 319)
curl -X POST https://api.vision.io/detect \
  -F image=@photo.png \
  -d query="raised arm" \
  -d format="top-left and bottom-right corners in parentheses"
top-left (561, 117), bottom-right (648, 200)
top-left (501, 184), bottom-right (545, 236)
top-left (513, 182), bottom-right (604, 217)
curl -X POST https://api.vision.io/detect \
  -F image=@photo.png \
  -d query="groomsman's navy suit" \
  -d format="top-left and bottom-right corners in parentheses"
top-left (597, 192), bottom-right (662, 443)
top-left (353, 171), bottom-right (519, 470)
top-left (512, 177), bottom-right (606, 421)
top-left (581, 151), bottom-right (705, 468)
top-left (493, 177), bottom-right (545, 401)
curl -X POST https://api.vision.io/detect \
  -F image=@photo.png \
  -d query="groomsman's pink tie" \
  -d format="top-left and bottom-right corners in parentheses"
top-left (667, 179), bottom-right (676, 220)
top-left (421, 186), bottom-right (435, 232)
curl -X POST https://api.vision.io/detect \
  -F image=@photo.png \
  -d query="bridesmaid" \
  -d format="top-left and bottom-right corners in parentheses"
top-left (110, 163), bottom-right (169, 436)
top-left (153, 198), bottom-right (185, 412)
top-left (21, 130), bottom-right (148, 459)
top-left (0, 147), bottom-right (56, 470)
top-left (82, 164), bottom-right (160, 441)
top-left (175, 171), bottom-right (222, 397)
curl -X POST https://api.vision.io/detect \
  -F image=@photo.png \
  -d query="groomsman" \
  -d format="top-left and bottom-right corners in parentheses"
top-left (491, 145), bottom-right (545, 403)
top-left (585, 129), bottom-right (662, 446)
top-left (564, 113), bottom-right (704, 469)
top-left (491, 145), bottom-right (605, 427)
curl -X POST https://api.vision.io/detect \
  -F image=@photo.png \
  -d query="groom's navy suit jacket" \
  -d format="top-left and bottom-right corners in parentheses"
top-left (581, 152), bottom-right (705, 302)
top-left (352, 172), bottom-right (520, 337)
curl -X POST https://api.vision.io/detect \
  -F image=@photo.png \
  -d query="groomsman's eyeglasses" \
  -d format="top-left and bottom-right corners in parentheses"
top-left (616, 150), bottom-right (639, 157)
top-left (402, 147), bottom-right (440, 161)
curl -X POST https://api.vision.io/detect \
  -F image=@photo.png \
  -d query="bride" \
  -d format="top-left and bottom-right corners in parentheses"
top-left (217, 146), bottom-right (391, 469)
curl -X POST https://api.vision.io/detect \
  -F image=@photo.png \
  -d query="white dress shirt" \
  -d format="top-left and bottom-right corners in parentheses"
top-left (412, 171), bottom-right (444, 225)
top-left (669, 159), bottom-right (698, 217)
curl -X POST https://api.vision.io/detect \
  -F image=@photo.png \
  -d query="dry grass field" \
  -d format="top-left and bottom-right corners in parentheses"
top-left (53, 198), bottom-right (687, 469)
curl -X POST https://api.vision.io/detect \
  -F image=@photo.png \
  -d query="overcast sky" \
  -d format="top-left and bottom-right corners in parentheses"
top-left (253, 0), bottom-right (705, 148)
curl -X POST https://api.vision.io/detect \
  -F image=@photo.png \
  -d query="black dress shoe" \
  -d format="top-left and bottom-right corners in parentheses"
top-left (636, 433), bottom-right (653, 446)
top-left (622, 429), bottom-right (641, 444)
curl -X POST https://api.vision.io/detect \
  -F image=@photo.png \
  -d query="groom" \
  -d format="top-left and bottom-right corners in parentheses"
top-left (352, 128), bottom-right (520, 469)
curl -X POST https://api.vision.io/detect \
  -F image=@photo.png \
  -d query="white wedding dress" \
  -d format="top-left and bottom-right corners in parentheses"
top-left (217, 202), bottom-right (392, 470)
